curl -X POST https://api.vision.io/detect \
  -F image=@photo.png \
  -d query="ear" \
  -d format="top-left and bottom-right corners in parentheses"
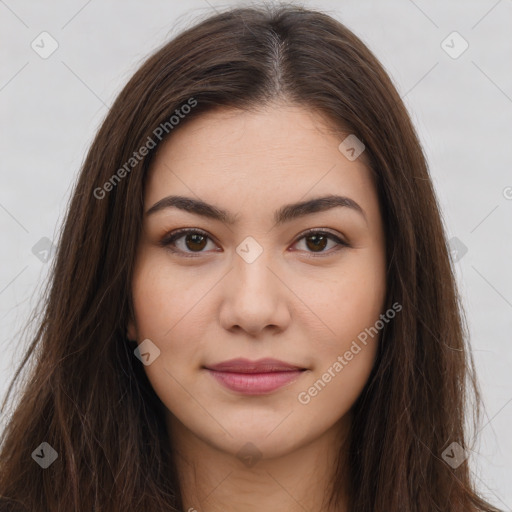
top-left (126, 317), bottom-right (137, 341)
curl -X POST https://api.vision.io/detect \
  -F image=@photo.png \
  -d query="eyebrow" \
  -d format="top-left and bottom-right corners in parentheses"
top-left (145, 194), bottom-right (367, 226)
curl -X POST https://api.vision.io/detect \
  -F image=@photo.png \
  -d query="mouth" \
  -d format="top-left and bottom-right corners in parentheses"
top-left (203, 358), bottom-right (307, 395)
top-left (204, 357), bottom-right (306, 373)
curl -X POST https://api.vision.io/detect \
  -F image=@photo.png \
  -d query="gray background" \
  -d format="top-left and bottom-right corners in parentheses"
top-left (1, 0), bottom-right (511, 508)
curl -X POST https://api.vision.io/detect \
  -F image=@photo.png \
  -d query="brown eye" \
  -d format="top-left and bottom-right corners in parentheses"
top-left (184, 232), bottom-right (208, 251)
top-left (293, 230), bottom-right (348, 256)
top-left (304, 233), bottom-right (328, 252)
top-left (160, 229), bottom-right (217, 256)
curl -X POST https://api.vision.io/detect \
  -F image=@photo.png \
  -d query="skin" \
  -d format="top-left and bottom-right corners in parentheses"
top-left (127, 102), bottom-right (387, 512)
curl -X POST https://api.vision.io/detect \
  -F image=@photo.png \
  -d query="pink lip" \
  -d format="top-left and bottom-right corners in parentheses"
top-left (204, 358), bottom-right (307, 395)
top-left (205, 357), bottom-right (304, 373)
top-left (207, 369), bottom-right (305, 394)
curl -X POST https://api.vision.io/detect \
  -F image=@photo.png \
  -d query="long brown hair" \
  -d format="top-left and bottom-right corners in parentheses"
top-left (0, 4), bottom-right (502, 511)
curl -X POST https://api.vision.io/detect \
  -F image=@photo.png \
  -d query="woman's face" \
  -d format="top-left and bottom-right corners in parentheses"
top-left (128, 103), bottom-right (387, 460)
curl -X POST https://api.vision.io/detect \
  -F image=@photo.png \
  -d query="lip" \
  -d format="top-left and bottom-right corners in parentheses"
top-left (204, 358), bottom-right (307, 395)
top-left (204, 357), bottom-right (305, 373)
top-left (206, 369), bottom-right (305, 395)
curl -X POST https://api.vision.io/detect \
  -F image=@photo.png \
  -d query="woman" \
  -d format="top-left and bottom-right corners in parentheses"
top-left (0, 4), bottom-right (502, 511)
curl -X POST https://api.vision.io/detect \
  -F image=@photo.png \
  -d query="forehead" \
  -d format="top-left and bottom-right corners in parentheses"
top-left (144, 104), bottom-right (377, 219)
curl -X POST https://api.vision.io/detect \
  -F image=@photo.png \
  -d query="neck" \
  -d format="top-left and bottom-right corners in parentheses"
top-left (166, 412), bottom-right (352, 512)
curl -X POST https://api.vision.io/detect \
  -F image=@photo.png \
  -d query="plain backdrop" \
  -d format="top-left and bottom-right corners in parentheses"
top-left (1, 0), bottom-right (511, 508)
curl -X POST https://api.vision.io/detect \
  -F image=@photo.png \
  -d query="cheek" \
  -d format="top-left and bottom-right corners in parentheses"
top-left (294, 250), bottom-right (385, 402)
top-left (296, 250), bottom-right (386, 344)
top-left (297, 278), bottom-right (384, 419)
top-left (296, 338), bottom-right (378, 432)
top-left (131, 252), bottom-right (208, 335)
top-left (130, 266), bottom-right (204, 427)
top-left (130, 252), bottom-right (210, 385)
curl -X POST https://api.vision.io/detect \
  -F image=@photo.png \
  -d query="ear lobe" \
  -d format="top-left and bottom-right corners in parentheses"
top-left (126, 318), bottom-right (137, 341)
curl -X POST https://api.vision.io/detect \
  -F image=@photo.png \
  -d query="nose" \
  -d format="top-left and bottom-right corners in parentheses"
top-left (218, 247), bottom-right (291, 337)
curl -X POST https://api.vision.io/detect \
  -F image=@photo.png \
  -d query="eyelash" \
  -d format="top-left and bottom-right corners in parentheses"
top-left (159, 228), bottom-right (348, 258)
